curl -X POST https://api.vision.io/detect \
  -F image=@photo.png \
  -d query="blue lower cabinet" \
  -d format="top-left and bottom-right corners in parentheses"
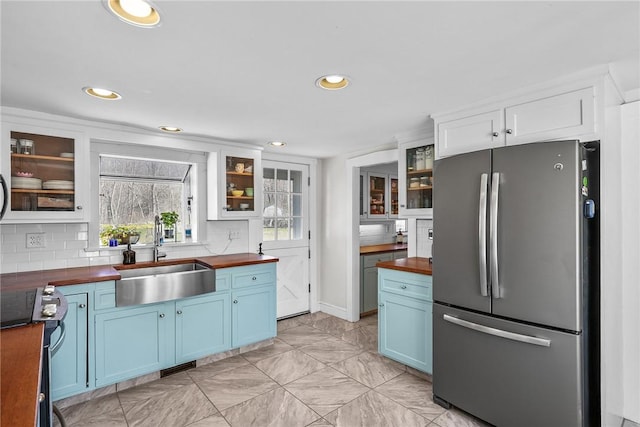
top-left (231, 285), bottom-right (276, 348)
top-left (378, 268), bottom-right (433, 373)
top-left (94, 302), bottom-right (173, 387)
top-left (176, 293), bottom-right (231, 363)
top-left (51, 292), bottom-right (89, 400)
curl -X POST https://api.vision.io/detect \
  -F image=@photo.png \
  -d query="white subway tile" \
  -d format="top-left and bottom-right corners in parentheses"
top-left (43, 224), bottom-right (67, 233)
top-left (0, 224), bottom-right (17, 234)
top-left (1, 263), bottom-right (18, 274)
top-left (43, 260), bottom-right (68, 271)
top-left (65, 240), bottom-right (88, 250)
top-left (55, 249), bottom-right (80, 260)
top-left (29, 251), bottom-right (56, 262)
top-left (76, 232), bottom-right (88, 240)
top-left (2, 233), bottom-right (24, 244)
top-left (1, 252), bottom-right (23, 263)
top-left (67, 258), bottom-right (90, 268)
top-left (16, 224), bottom-right (44, 233)
top-left (18, 261), bottom-right (43, 272)
top-left (88, 257), bottom-right (111, 266)
top-left (0, 242), bottom-right (18, 254)
top-left (65, 223), bottom-right (88, 232)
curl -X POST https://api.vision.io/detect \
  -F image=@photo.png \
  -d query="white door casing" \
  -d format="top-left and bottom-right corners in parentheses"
top-left (262, 161), bottom-right (310, 318)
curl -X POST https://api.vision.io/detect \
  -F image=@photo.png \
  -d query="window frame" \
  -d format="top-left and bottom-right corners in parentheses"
top-left (89, 141), bottom-right (207, 249)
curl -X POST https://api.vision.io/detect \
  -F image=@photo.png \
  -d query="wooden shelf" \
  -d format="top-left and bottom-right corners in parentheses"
top-left (407, 169), bottom-right (433, 176)
top-left (408, 186), bottom-right (433, 191)
top-left (226, 195), bottom-right (254, 200)
top-left (11, 189), bottom-right (75, 195)
top-left (226, 171), bottom-right (254, 177)
top-left (11, 153), bottom-right (74, 163)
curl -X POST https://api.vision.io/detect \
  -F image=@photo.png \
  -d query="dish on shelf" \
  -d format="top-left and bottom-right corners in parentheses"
top-left (15, 171), bottom-right (34, 178)
top-left (59, 152), bottom-right (74, 158)
top-left (11, 176), bottom-right (42, 189)
top-left (42, 180), bottom-right (74, 190)
top-left (239, 203), bottom-right (250, 210)
top-left (231, 190), bottom-right (244, 197)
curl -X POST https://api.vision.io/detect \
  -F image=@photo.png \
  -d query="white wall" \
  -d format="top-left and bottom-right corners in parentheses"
top-left (621, 101), bottom-right (640, 423)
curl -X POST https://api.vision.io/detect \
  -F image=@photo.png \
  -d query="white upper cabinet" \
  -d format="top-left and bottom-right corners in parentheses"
top-left (398, 138), bottom-right (434, 218)
top-left (207, 148), bottom-right (262, 220)
top-left (1, 119), bottom-right (89, 223)
top-left (434, 86), bottom-right (596, 159)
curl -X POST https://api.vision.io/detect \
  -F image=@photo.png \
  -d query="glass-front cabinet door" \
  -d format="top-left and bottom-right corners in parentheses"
top-left (1, 121), bottom-right (88, 222)
top-left (367, 173), bottom-right (387, 219)
top-left (389, 175), bottom-right (399, 218)
top-left (207, 149), bottom-right (262, 219)
top-left (399, 138), bottom-right (435, 218)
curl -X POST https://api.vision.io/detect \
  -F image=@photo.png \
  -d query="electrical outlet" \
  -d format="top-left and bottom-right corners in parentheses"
top-left (26, 232), bottom-right (46, 248)
top-left (228, 230), bottom-right (240, 240)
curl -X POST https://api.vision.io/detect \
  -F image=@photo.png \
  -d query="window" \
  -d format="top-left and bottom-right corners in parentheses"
top-left (263, 167), bottom-right (304, 241)
top-left (395, 219), bottom-right (407, 233)
top-left (99, 155), bottom-right (193, 245)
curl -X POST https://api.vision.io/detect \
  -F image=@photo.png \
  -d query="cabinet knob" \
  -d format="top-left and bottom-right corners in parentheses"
top-left (233, 299), bottom-right (238, 304)
top-left (505, 129), bottom-right (513, 134)
top-left (177, 310), bottom-right (183, 315)
top-left (159, 313), bottom-right (165, 318)
top-left (76, 205), bottom-right (83, 210)
top-left (492, 132), bottom-right (499, 137)
top-left (252, 276), bottom-right (257, 281)
top-left (79, 304), bottom-right (86, 309)
top-left (401, 285), bottom-right (407, 289)
top-left (379, 304), bottom-right (384, 307)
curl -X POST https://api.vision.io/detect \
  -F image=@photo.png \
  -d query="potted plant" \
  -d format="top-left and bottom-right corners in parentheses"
top-left (160, 211), bottom-right (180, 241)
top-left (100, 225), bottom-right (140, 246)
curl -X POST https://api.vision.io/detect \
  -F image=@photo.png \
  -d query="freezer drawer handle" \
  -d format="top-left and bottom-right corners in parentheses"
top-left (489, 172), bottom-right (501, 298)
top-left (478, 173), bottom-right (489, 297)
top-left (443, 314), bottom-right (551, 347)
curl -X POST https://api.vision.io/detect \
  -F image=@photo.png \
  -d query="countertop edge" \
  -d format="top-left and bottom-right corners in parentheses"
top-left (360, 243), bottom-right (408, 255)
top-left (376, 256), bottom-right (432, 275)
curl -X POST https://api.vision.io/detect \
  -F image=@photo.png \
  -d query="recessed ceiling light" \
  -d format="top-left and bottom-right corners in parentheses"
top-left (159, 126), bottom-right (182, 133)
top-left (83, 87), bottom-right (122, 100)
top-left (316, 74), bottom-right (349, 90)
top-left (105, 0), bottom-right (161, 28)
top-left (268, 141), bottom-right (286, 147)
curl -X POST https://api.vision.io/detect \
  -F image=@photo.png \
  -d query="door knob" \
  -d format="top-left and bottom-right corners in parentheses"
top-left (233, 300), bottom-right (238, 304)
top-left (401, 285), bottom-right (407, 289)
top-left (159, 313), bottom-right (165, 318)
top-left (177, 310), bottom-right (182, 315)
top-left (79, 304), bottom-right (86, 309)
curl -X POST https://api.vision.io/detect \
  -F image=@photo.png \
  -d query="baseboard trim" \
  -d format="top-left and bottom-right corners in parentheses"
top-left (317, 301), bottom-right (349, 321)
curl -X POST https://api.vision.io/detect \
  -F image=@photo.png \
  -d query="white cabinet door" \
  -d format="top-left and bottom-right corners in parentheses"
top-left (366, 172), bottom-right (388, 220)
top-left (437, 110), bottom-right (503, 158)
top-left (505, 87), bottom-right (595, 146)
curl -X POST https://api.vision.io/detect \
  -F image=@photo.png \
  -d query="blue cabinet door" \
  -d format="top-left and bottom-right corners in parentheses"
top-left (176, 292), bottom-right (231, 363)
top-left (51, 293), bottom-right (88, 400)
top-left (94, 302), bottom-right (173, 387)
top-left (231, 285), bottom-right (276, 348)
top-left (378, 291), bottom-right (432, 373)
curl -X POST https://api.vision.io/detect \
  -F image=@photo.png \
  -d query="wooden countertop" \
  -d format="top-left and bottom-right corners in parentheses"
top-left (376, 256), bottom-right (432, 275)
top-left (360, 243), bottom-right (408, 255)
top-left (1, 323), bottom-right (44, 427)
top-left (0, 253), bottom-right (278, 292)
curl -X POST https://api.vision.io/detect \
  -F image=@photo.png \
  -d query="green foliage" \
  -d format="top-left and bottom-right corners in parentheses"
top-left (160, 211), bottom-right (180, 229)
top-left (100, 224), bottom-right (141, 246)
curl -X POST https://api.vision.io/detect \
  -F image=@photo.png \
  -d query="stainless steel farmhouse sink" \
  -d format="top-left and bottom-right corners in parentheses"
top-left (115, 262), bottom-right (215, 307)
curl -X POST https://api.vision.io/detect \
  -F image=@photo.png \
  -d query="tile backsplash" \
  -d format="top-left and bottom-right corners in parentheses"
top-left (416, 219), bottom-right (433, 258)
top-left (0, 221), bottom-right (250, 274)
top-left (359, 222), bottom-right (398, 246)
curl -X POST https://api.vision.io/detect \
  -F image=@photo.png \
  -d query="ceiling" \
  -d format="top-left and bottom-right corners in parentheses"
top-left (1, 1), bottom-right (638, 158)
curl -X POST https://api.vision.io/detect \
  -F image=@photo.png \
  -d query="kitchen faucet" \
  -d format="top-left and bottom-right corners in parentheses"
top-left (153, 215), bottom-right (167, 262)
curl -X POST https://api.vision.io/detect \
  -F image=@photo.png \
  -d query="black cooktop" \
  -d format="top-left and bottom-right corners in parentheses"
top-left (0, 289), bottom-right (37, 329)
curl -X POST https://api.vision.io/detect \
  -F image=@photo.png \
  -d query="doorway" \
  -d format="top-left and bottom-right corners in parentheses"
top-left (262, 160), bottom-right (310, 318)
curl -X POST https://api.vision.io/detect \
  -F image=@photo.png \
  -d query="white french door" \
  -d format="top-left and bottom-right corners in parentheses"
top-left (262, 161), bottom-right (310, 318)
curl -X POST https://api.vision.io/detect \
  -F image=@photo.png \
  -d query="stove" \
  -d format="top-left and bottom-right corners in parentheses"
top-left (1, 286), bottom-right (68, 427)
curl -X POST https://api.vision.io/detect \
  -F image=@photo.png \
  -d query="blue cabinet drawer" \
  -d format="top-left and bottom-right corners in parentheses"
top-left (230, 264), bottom-right (276, 289)
top-left (215, 270), bottom-right (231, 291)
top-left (379, 268), bottom-right (432, 301)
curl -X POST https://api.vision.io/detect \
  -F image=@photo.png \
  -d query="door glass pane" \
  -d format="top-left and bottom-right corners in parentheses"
top-left (290, 170), bottom-right (302, 193)
top-left (292, 194), bottom-right (302, 216)
top-left (276, 218), bottom-right (290, 241)
top-left (276, 193), bottom-right (289, 218)
top-left (276, 169), bottom-right (289, 192)
top-left (263, 218), bottom-right (276, 241)
top-left (292, 217), bottom-right (303, 240)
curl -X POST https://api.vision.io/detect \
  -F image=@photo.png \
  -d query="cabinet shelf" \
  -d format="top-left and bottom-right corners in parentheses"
top-left (226, 195), bottom-right (253, 200)
top-left (226, 171), bottom-right (254, 177)
top-left (12, 189), bottom-right (75, 195)
top-left (11, 153), bottom-right (74, 163)
top-left (407, 168), bottom-right (433, 176)
top-left (408, 186), bottom-right (433, 191)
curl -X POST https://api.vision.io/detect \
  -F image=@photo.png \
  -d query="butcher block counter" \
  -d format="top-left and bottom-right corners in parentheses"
top-left (0, 253), bottom-right (278, 292)
top-left (376, 256), bottom-right (432, 275)
top-left (1, 323), bottom-right (44, 427)
top-left (360, 242), bottom-right (408, 255)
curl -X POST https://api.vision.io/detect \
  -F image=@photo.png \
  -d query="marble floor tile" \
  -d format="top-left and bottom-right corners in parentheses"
top-left (331, 351), bottom-right (405, 388)
top-left (188, 354), bottom-right (250, 380)
top-left (221, 387), bottom-right (320, 427)
top-left (255, 349), bottom-right (327, 385)
top-left (277, 324), bottom-right (335, 347)
top-left (374, 372), bottom-right (445, 420)
top-left (310, 315), bottom-right (360, 335)
top-left (191, 364), bottom-right (279, 410)
top-left (55, 393), bottom-right (127, 427)
top-left (241, 338), bottom-right (295, 364)
top-left (354, 314), bottom-right (378, 327)
top-left (339, 324), bottom-right (378, 351)
top-left (324, 390), bottom-right (429, 427)
top-left (299, 337), bottom-right (364, 364)
top-left (308, 419), bottom-right (335, 426)
top-left (431, 407), bottom-right (492, 427)
top-left (277, 316), bottom-right (302, 332)
top-left (285, 367), bottom-right (370, 416)
top-left (186, 413), bottom-right (230, 426)
top-left (118, 372), bottom-right (217, 427)
top-left (296, 311), bottom-right (331, 325)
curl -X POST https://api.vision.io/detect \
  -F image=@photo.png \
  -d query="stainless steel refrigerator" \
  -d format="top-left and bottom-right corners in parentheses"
top-left (432, 140), bottom-right (600, 427)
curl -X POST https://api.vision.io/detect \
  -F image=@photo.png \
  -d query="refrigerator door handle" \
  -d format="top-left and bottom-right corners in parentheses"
top-left (478, 173), bottom-right (489, 297)
top-left (489, 172), bottom-right (501, 298)
top-left (443, 314), bottom-right (551, 347)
